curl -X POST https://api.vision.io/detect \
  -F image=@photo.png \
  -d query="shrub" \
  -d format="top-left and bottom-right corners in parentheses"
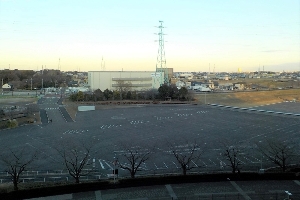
top-left (6, 119), bottom-right (18, 128)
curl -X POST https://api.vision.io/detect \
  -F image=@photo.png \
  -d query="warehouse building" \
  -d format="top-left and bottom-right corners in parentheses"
top-left (88, 71), bottom-right (165, 91)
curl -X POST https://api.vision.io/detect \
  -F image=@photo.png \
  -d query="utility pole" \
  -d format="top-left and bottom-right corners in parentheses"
top-left (30, 78), bottom-right (32, 90)
top-left (58, 58), bottom-right (61, 70)
top-left (101, 57), bottom-right (104, 71)
top-left (155, 21), bottom-right (168, 86)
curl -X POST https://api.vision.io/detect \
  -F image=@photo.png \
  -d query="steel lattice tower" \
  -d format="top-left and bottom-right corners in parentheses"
top-left (155, 21), bottom-right (169, 85)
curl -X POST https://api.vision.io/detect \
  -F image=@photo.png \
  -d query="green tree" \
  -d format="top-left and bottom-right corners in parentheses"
top-left (169, 84), bottom-right (179, 99)
top-left (178, 87), bottom-right (189, 100)
top-left (113, 90), bottom-right (121, 100)
top-left (126, 91), bottom-right (132, 99)
top-left (77, 91), bottom-right (84, 101)
top-left (69, 93), bottom-right (77, 101)
top-left (158, 84), bottom-right (179, 100)
top-left (103, 89), bottom-right (113, 100)
top-left (94, 89), bottom-right (103, 101)
top-left (158, 84), bottom-right (170, 100)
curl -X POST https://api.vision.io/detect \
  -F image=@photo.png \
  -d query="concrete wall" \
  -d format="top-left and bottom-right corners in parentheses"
top-left (88, 71), bottom-right (164, 91)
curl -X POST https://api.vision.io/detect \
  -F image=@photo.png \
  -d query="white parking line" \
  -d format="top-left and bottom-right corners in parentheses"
top-left (99, 160), bottom-right (104, 169)
top-left (209, 159), bottom-right (216, 165)
top-left (103, 160), bottom-right (113, 170)
top-left (163, 162), bottom-right (168, 168)
top-left (200, 160), bottom-right (207, 167)
top-left (230, 181), bottom-right (251, 200)
top-left (237, 158), bottom-right (245, 164)
top-left (172, 161), bottom-right (179, 168)
top-left (192, 160), bottom-right (198, 167)
top-left (244, 157), bottom-right (254, 163)
top-left (165, 184), bottom-right (177, 199)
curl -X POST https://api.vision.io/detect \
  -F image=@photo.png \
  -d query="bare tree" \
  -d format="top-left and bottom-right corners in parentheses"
top-left (168, 140), bottom-right (203, 175)
top-left (56, 141), bottom-right (93, 183)
top-left (116, 145), bottom-right (151, 178)
top-left (257, 139), bottom-right (295, 172)
top-left (0, 147), bottom-right (38, 191)
top-left (114, 80), bottom-right (132, 100)
top-left (221, 143), bottom-right (243, 174)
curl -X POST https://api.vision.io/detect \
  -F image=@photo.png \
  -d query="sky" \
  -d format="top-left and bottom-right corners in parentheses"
top-left (0, 0), bottom-right (299, 72)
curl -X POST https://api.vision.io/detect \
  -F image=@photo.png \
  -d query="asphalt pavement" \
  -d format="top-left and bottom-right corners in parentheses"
top-left (0, 100), bottom-right (300, 188)
top-left (26, 180), bottom-right (300, 200)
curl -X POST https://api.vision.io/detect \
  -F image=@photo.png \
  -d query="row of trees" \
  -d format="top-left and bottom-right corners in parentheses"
top-left (0, 69), bottom-right (72, 90)
top-left (69, 84), bottom-right (192, 102)
top-left (0, 137), bottom-right (297, 190)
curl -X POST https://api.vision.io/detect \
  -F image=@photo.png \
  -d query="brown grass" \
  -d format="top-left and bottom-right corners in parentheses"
top-left (194, 89), bottom-right (300, 107)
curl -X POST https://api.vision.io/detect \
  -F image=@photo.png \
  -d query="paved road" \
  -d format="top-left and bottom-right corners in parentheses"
top-left (26, 180), bottom-right (300, 200)
top-left (37, 94), bottom-right (73, 124)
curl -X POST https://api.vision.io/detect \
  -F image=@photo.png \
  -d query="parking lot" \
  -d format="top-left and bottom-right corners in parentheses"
top-left (0, 97), bottom-right (300, 183)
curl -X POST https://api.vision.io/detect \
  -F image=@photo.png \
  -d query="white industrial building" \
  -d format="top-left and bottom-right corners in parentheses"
top-left (88, 71), bottom-right (164, 91)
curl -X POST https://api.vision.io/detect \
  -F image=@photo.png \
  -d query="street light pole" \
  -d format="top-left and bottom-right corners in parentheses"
top-left (30, 78), bottom-right (32, 91)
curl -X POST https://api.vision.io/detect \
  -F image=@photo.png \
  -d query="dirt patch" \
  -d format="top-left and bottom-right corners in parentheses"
top-left (0, 96), bottom-right (38, 106)
top-left (0, 96), bottom-right (40, 129)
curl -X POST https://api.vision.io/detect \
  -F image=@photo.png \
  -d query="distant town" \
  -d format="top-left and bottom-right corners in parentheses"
top-left (1, 69), bottom-right (300, 95)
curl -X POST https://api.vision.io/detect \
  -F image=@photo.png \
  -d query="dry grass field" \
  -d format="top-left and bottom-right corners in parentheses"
top-left (194, 89), bottom-right (300, 107)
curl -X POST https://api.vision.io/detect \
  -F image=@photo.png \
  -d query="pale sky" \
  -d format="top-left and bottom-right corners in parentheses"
top-left (0, 0), bottom-right (299, 72)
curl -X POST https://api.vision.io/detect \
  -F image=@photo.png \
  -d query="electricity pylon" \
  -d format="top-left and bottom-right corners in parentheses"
top-left (155, 21), bottom-right (169, 86)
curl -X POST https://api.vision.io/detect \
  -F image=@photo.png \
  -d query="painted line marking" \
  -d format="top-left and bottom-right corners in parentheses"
top-left (163, 162), bottom-right (168, 168)
top-left (209, 159), bottom-right (216, 165)
top-left (172, 161), bottom-right (179, 168)
top-left (294, 180), bottom-right (300, 186)
top-left (99, 160), bottom-right (104, 169)
top-left (230, 181), bottom-right (251, 200)
top-left (201, 160), bottom-right (207, 167)
top-left (192, 160), bottom-right (198, 167)
top-left (165, 184), bottom-right (177, 199)
top-left (103, 160), bottom-right (113, 170)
